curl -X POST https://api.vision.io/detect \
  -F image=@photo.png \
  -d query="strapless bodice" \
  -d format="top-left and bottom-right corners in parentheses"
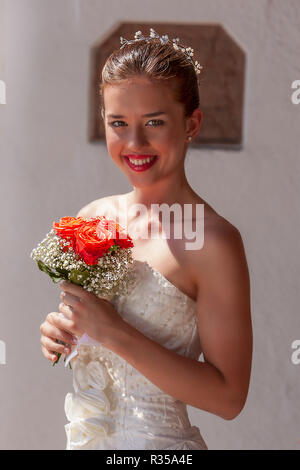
top-left (64, 259), bottom-right (208, 450)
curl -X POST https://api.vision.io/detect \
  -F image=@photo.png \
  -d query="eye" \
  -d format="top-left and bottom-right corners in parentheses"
top-left (109, 121), bottom-right (126, 127)
top-left (147, 119), bottom-right (164, 126)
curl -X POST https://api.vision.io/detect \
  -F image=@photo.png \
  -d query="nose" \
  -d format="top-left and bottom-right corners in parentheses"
top-left (126, 126), bottom-right (148, 149)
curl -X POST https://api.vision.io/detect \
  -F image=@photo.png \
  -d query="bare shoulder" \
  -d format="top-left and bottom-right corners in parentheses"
top-left (205, 214), bottom-right (246, 255)
top-left (76, 194), bottom-right (124, 218)
top-left (189, 209), bottom-right (249, 289)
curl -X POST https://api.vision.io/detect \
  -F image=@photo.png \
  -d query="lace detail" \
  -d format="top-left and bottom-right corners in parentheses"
top-left (140, 260), bottom-right (196, 304)
top-left (64, 259), bottom-right (207, 450)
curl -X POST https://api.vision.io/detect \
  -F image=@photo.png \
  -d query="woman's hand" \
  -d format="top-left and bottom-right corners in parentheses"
top-left (40, 312), bottom-right (77, 363)
top-left (53, 280), bottom-right (126, 347)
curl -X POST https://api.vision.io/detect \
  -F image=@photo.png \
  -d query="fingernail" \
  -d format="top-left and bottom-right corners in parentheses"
top-left (64, 348), bottom-right (70, 353)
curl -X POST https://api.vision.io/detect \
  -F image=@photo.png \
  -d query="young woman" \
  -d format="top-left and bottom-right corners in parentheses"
top-left (40, 29), bottom-right (253, 450)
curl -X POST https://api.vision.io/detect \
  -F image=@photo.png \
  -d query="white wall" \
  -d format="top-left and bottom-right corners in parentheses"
top-left (0, 0), bottom-right (299, 450)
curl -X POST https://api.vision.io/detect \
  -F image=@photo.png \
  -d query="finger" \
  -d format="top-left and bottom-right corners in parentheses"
top-left (60, 290), bottom-right (80, 305)
top-left (58, 302), bottom-right (73, 319)
top-left (41, 336), bottom-right (72, 355)
top-left (41, 345), bottom-right (60, 362)
top-left (60, 280), bottom-right (89, 301)
top-left (47, 310), bottom-right (74, 330)
top-left (48, 311), bottom-right (78, 336)
top-left (59, 291), bottom-right (83, 311)
top-left (58, 303), bottom-right (81, 326)
top-left (42, 319), bottom-right (76, 345)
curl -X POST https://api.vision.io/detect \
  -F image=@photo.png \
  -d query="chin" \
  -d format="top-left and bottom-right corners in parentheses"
top-left (127, 176), bottom-right (157, 188)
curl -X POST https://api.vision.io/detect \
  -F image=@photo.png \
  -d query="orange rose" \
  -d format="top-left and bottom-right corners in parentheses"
top-left (114, 222), bottom-right (134, 249)
top-left (53, 216), bottom-right (85, 252)
top-left (74, 221), bottom-right (115, 265)
top-left (96, 218), bottom-right (134, 249)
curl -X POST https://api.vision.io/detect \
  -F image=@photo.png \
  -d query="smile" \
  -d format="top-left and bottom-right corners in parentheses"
top-left (124, 155), bottom-right (158, 171)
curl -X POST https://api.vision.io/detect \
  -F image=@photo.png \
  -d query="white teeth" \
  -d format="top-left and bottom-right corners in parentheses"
top-left (128, 156), bottom-right (156, 165)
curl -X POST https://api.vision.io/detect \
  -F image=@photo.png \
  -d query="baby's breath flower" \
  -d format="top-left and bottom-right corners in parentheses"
top-left (30, 230), bottom-right (137, 299)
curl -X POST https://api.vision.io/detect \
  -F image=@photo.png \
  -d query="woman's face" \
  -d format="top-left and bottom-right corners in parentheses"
top-left (102, 76), bottom-right (190, 187)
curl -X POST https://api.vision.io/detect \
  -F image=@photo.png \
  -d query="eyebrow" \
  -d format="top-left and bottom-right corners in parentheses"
top-left (107, 111), bottom-right (167, 119)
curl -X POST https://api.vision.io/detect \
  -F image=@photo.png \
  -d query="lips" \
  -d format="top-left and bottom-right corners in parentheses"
top-left (124, 154), bottom-right (157, 160)
top-left (124, 154), bottom-right (158, 172)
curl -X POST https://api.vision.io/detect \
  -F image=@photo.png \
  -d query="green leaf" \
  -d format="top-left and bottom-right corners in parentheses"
top-left (37, 260), bottom-right (67, 283)
top-left (69, 268), bottom-right (90, 285)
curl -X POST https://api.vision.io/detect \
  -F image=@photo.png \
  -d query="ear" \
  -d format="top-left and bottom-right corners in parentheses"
top-left (185, 108), bottom-right (203, 142)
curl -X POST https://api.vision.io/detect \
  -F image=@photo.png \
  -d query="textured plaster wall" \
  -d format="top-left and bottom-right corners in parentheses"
top-left (0, 0), bottom-right (299, 450)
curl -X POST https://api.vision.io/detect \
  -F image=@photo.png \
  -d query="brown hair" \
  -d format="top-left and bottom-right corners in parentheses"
top-left (99, 36), bottom-right (201, 120)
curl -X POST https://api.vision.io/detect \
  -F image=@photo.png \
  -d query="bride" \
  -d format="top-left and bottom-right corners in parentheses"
top-left (39, 29), bottom-right (253, 450)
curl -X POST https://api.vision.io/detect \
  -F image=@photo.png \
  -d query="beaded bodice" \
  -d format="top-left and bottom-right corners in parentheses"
top-left (64, 259), bottom-right (207, 450)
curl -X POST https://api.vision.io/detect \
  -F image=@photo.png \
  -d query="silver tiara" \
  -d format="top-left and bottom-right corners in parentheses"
top-left (119, 28), bottom-right (203, 75)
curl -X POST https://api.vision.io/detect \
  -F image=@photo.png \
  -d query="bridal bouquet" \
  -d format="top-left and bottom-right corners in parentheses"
top-left (30, 215), bottom-right (135, 368)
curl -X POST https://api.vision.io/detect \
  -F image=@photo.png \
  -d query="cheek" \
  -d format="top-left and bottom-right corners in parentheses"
top-left (157, 131), bottom-right (178, 152)
top-left (106, 135), bottom-right (122, 156)
top-left (158, 126), bottom-right (179, 143)
top-left (106, 130), bottom-right (120, 144)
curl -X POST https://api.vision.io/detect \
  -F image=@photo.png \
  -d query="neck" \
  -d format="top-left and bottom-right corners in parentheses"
top-left (120, 170), bottom-right (202, 239)
top-left (129, 172), bottom-right (195, 208)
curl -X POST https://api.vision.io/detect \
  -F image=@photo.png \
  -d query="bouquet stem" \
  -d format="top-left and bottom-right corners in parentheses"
top-left (52, 340), bottom-right (72, 369)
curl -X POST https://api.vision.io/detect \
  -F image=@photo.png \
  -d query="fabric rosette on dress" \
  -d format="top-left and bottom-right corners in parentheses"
top-left (64, 344), bottom-right (113, 449)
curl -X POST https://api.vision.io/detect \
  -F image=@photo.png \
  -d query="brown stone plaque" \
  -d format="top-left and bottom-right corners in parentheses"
top-left (88, 21), bottom-right (245, 148)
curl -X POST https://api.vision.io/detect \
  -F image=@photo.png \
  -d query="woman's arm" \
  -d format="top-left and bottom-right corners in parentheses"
top-left (106, 225), bottom-right (253, 421)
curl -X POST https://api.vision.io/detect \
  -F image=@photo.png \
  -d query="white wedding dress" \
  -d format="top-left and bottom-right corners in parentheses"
top-left (64, 259), bottom-right (208, 450)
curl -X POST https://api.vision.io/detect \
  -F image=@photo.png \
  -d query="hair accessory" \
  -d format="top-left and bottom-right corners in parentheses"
top-left (120, 28), bottom-right (203, 75)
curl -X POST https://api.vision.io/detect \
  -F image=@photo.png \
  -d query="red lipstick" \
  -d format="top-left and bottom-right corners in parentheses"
top-left (124, 154), bottom-right (158, 172)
